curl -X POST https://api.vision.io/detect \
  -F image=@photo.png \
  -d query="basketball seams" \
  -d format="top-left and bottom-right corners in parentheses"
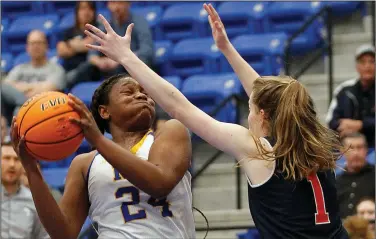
top-left (26, 129), bottom-right (83, 145)
top-left (18, 94), bottom-right (51, 137)
top-left (24, 110), bottom-right (79, 140)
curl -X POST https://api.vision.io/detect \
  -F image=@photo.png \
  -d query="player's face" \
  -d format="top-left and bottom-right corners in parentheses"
top-left (356, 54), bottom-right (375, 82)
top-left (26, 32), bottom-right (48, 60)
top-left (247, 95), bottom-right (265, 137)
top-left (343, 137), bottom-right (368, 172)
top-left (357, 200), bottom-right (375, 230)
top-left (105, 78), bottom-right (156, 131)
top-left (77, 1), bottom-right (95, 25)
top-left (1, 145), bottom-right (23, 186)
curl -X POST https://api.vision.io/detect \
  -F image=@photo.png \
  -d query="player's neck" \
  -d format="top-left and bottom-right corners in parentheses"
top-left (112, 130), bottom-right (149, 151)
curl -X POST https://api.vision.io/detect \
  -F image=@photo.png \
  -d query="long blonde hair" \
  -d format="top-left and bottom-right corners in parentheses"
top-left (251, 76), bottom-right (342, 181)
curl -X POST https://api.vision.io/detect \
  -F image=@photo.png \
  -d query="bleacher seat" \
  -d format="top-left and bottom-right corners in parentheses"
top-left (160, 3), bottom-right (209, 42)
top-left (78, 132), bottom-right (112, 155)
top-left (13, 49), bottom-right (61, 67)
top-left (168, 37), bottom-right (221, 77)
top-left (265, 2), bottom-right (324, 55)
top-left (44, 1), bottom-right (76, 16)
top-left (58, 12), bottom-right (75, 38)
top-left (237, 229), bottom-right (260, 239)
top-left (1, 53), bottom-right (13, 73)
top-left (217, 2), bottom-right (269, 37)
top-left (42, 167), bottom-right (69, 191)
top-left (132, 6), bottom-right (163, 40)
top-left (221, 33), bottom-right (288, 75)
top-left (367, 149), bottom-right (375, 165)
top-left (1, 2), bottom-right (44, 20)
top-left (154, 40), bottom-right (173, 76)
top-left (2, 18), bottom-right (9, 33)
top-left (70, 81), bottom-right (102, 107)
top-left (97, 9), bottom-right (111, 23)
top-left (6, 14), bottom-right (60, 55)
top-left (324, 2), bottom-right (366, 16)
top-left (2, 19), bottom-right (10, 52)
top-left (39, 153), bottom-right (76, 169)
top-left (78, 217), bottom-right (93, 239)
top-left (182, 73), bottom-right (242, 123)
top-left (164, 76), bottom-right (182, 90)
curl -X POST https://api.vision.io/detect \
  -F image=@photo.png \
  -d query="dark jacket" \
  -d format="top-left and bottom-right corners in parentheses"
top-left (326, 78), bottom-right (375, 146)
top-left (336, 164), bottom-right (375, 218)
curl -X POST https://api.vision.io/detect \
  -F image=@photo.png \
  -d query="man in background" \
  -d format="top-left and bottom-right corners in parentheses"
top-left (1, 142), bottom-right (49, 239)
top-left (336, 133), bottom-right (375, 218)
top-left (326, 44), bottom-right (375, 146)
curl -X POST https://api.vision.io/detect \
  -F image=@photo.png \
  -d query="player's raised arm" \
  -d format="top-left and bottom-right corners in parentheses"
top-left (203, 4), bottom-right (260, 97)
top-left (84, 15), bottom-right (255, 161)
top-left (10, 118), bottom-right (90, 239)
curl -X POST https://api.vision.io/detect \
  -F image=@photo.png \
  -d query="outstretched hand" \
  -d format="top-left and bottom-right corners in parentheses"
top-left (84, 14), bottom-right (134, 64)
top-left (203, 3), bottom-right (230, 51)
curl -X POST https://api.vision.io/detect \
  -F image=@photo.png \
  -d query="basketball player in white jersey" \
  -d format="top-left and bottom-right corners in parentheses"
top-left (10, 74), bottom-right (196, 238)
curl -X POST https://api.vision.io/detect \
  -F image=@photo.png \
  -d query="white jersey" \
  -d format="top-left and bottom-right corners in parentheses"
top-left (87, 131), bottom-right (196, 239)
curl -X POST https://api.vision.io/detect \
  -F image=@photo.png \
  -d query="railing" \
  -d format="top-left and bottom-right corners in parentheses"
top-left (284, 6), bottom-right (334, 104)
top-left (191, 94), bottom-right (247, 210)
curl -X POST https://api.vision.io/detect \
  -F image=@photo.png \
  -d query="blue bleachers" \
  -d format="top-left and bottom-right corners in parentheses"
top-left (222, 33), bottom-right (288, 75)
top-left (1, 53), bottom-right (13, 73)
top-left (182, 73), bottom-right (242, 123)
top-left (160, 3), bottom-right (209, 42)
top-left (44, 1), bottom-right (77, 16)
top-left (169, 37), bottom-right (221, 77)
top-left (78, 132), bottom-right (112, 155)
top-left (217, 2), bottom-right (269, 37)
top-left (42, 167), bottom-right (69, 190)
top-left (70, 81), bottom-right (102, 107)
top-left (58, 12), bottom-right (75, 38)
top-left (6, 14), bottom-right (60, 55)
top-left (324, 2), bottom-right (366, 16)
top-left (132, 6), bottom-right (163, 40)
top-left (154, 40), bottom-right (173, 75)
top-left (1, 2), bottom-right (44, 20)
top-left (39, 153), bottom-right (76, 169)
top-left (265, 2), bottom-right (324, 55)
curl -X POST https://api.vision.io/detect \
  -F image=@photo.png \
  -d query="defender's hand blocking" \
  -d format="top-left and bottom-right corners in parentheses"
top-left (203, 3), bottom-right (230, 51)
top-left (84, 14), bottom-right (134, 64)
top-left (67, 94), bottom-right (103, 148)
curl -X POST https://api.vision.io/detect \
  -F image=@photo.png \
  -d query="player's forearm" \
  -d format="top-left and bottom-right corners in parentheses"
top-left (25, 165), bottom-right (75, 239)
top-left (119, 51), bottom-right (190, 121)
top-left (221, 43), bottom-right (260, 96)
top-left (95, 136), bottom-right (173, 198)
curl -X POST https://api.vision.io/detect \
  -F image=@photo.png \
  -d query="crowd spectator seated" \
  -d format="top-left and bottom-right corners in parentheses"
top-left (57, 1), bottom-right (97, 90)
top-left (1, 30), bottom-right (66, 124)
top-left (326, 44), bottom-right (375, 147)
top-left (336, 133), bottom-right (375, 219)
top-left (356, 198), bottom-right (375, 233)
top-left (67, 1), bottom-right (153, 88)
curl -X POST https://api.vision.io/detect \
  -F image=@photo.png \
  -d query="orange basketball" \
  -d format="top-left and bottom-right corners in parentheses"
top-left (16, 91), bottom-right (84, 161)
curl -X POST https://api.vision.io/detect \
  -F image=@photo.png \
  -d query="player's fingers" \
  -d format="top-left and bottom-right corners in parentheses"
top-left (98, 14), bottom-right (115, 34)
top-left (84, 30), bottom-right (104, 45)
top-left (69, 117), bottom-right (85, 127)
top-left (18, 136), bottom-right (26, 150)
top-left (85, 43), bottom-right (102, 52)
top-left (209, 4), bottom-right (221, 22)
top-left (208, 16), bottom-right (214, 29)
top-left (203, 3), bottom-right (212, 16)
top-left (68, 99), bottom-right (87, 118)
top-left (125, 23), bottom-right (134, 37)
top-left (10, 120), bottom-right (19, 145)
top-left (68, 93), bottom-right (86, 107)
top-left (85, 23), bottom-right (106, 39)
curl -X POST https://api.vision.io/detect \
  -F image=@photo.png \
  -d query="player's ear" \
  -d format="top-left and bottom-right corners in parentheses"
top-left (98, 105), bottom-right (110, 120)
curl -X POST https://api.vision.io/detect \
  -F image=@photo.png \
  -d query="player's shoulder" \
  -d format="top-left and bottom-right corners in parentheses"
top-left (70, 150), bottom-right (98, 176)
top-left (154, 119), bottom-right (190, 138)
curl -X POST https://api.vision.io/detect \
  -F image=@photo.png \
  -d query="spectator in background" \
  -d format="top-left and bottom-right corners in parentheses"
top-left (1, 30), bottom-right (66, 123)
top-left (1, 142), bottom-right (48, 239)
top-left (326, 44), bottom-right (375, 146)
top-left (69, 1), bottom-right (153, 86)
top-left (336, 133), bottom-right (375, 218)
top-left (20, 162), bottom-right (62, 203)
top-left (356, 198), bottom-right (375, 232)
top-left (1, 116), bottom-right (10, 144)
top-left (343, 216), bottom-right (374, 239)
top-left (57, 1), bottom-right (97, 89)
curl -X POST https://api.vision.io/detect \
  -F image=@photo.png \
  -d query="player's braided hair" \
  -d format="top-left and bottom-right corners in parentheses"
top-left (90, 74), bottom-right (130, 134)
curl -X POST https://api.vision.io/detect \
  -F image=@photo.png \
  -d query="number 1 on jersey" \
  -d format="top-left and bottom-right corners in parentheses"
top-left (307, 173), bottom-right (330, 225)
